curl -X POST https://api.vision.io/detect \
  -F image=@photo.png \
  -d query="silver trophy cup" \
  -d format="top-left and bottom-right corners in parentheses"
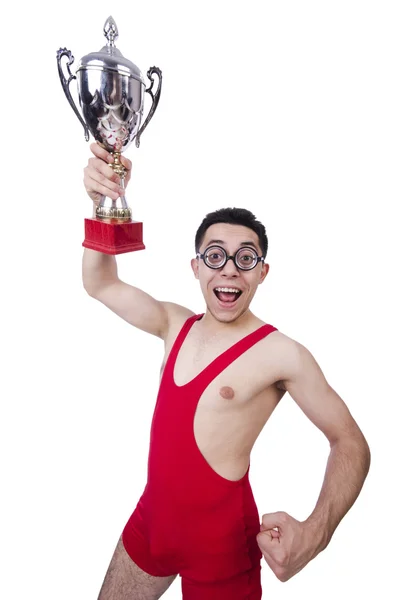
top-left (57, 16), bottom-right (162, 253)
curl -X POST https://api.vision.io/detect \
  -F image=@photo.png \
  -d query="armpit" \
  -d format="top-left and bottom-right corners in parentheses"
top-left (276, 380), bottom-right (287, 391)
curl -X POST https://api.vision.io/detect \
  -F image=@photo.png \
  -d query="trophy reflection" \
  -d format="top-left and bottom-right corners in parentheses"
top-left (57, 16), bottom-right (162, 254)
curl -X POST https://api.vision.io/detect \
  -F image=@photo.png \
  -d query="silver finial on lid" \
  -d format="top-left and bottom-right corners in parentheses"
top-left (104, 16), bottom-right (118, 47)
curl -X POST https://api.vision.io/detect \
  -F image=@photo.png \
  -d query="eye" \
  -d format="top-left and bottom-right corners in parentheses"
top-left (239, 253), bottom-right (255, 264)
top-left (236, 248), bottom-right (257, 268)
top-left (204, 247), bottom-right (225, 266)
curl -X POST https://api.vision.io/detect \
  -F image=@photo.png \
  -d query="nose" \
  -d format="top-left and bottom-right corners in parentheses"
top-left (221, 256), bottom-right (240, 276)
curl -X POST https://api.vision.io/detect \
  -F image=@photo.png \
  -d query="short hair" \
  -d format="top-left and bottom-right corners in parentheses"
top-left (195, 207), bottom-right (268, 258)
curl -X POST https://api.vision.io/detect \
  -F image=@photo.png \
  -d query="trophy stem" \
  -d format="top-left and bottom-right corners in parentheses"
top-left (111, 152), bottom-right (127, 178)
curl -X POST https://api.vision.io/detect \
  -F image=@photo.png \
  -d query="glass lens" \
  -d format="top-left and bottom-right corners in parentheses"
top-left (204, 246), bottom-right (226, 268)
top-left (236, 247), bottom-right (258, 269)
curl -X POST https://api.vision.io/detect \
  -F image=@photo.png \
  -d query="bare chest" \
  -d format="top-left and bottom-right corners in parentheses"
top-left (172, 334), bottom-right (270, 396)
top-left (159, 326), bottom-right (282, 480)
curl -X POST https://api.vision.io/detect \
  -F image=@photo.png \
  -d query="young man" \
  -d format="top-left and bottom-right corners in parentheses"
top-left (83, 143), bottom-right (370, 600)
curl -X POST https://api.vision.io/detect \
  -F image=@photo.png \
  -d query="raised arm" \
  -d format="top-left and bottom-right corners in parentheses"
top-left (82, 143), bottom-right (193, 339)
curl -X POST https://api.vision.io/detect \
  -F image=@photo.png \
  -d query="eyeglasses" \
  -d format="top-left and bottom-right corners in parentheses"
top-left (196, 245), bottom-right (265, 271)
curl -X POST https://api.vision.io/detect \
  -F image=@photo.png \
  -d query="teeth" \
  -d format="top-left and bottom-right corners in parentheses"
top-left (215, 287), bottom-right (241, 293)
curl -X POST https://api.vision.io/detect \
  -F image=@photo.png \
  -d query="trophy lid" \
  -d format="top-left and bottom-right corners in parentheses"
top-left (77, 16), bottom-right (145, 84)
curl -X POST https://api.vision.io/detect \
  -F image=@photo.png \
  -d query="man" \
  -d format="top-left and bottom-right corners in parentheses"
top-left (83, 143), bottom-right (370, 599)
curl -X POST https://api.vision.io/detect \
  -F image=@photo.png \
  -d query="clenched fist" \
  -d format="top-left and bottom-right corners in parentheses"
top-left (256, 511), bottom-right (321, 582)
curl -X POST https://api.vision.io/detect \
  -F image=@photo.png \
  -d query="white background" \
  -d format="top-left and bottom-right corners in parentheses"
top-left (1, 0), bottom-right (396, 598)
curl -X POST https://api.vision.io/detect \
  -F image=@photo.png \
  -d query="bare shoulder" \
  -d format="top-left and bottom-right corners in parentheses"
top-left (265, 328), bottom-right (298, 351)
top-left (162, 301), bottom-right (196, 340)
top-left (265, 327), bottom-right (366, 445)
top-left (265, 329), bottom-right (312, 390)
top-left (163, 301), bottom-right (195, 320)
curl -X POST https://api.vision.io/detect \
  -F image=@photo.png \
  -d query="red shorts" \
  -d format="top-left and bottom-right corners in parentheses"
top-left (122, 478), bottom-right (263, 599)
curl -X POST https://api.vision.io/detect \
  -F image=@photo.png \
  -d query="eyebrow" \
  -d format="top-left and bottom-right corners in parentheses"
top-left (205, 239), bottom-right (260, 252)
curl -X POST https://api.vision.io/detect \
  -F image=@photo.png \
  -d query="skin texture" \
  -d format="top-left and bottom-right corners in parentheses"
top-left (83, 143), bottom-right (371, 597)
top-left (97, 537), bottom-right (176, 600)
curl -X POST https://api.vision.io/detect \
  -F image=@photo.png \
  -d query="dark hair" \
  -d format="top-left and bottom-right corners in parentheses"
top-left (195, 207), bottom-right (268, 258)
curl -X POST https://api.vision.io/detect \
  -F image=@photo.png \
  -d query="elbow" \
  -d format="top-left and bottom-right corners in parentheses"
top-left (355, 428), bottom-right (371, 469)
top-left (362, 437), bottom-right (371, 473)
top-left (331, 428), bottom-right (371, 474)
top-left (83, 280), bottom-right (98, 298)
top-left (358, 435), bottom-right (371, 479)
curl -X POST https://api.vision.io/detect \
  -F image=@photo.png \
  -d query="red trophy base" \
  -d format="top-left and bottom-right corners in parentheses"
top-left (82, 218), bottom-right (145, 255)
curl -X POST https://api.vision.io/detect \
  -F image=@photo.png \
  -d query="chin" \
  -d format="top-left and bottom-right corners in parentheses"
top-left (206, 302), bottom-right (248, 324)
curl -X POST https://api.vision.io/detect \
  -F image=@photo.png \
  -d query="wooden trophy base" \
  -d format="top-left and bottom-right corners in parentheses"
top-left (82, 218), bottom-right (145, 255)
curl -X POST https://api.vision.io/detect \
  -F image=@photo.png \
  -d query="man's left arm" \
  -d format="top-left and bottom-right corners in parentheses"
top-left (257, 338), bottom-right (371, 581)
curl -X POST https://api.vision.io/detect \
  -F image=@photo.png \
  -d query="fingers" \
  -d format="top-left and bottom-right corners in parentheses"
top-left (258, 529), bottom-right (281, 544)
top-left (87, 156), bottom-right (120, 184)
top-left (120, 154), bottom-right (132, 171)
top-left (88, 142), bottom-right (132, 190)
top-left (261, 511), bottom-right (288, 532)
top-left (84, 174), bottom-right (120, 202)
top-left (257, 531), bottom-right (291, 582)
top-left (84, 161), bottom-right (124, 200)
top-left (89, 142), bottom-right (113, 163)
top-left (266, 529), bottom-right (281, 539)
top-left (90, 142), bottom-right (132, 171)
top-left (260, 523), bottom-right (281, 538)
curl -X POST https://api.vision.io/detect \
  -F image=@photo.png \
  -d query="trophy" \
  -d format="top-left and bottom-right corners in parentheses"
top-left (57, 16), bottom-right (162, 254)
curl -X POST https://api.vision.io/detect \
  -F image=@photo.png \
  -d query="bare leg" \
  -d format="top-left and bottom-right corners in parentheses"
top-left (97, 536), bottom-right (177, 600)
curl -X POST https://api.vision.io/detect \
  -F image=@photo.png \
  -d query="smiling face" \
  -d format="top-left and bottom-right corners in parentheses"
top-left (191, 223), bottom-right (270, 324)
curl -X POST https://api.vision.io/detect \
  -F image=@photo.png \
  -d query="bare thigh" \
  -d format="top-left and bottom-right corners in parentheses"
top-left (97, 536), bottom-right (177, 600)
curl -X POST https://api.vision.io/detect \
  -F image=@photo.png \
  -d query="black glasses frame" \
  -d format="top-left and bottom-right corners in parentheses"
top-left (196, 245), bottom-right (265, 271)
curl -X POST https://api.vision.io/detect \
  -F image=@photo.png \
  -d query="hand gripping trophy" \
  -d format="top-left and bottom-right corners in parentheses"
top-left (57, 16), bottom-right (162, 254)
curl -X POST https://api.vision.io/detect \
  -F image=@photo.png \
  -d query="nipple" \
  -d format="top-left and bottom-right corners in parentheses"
top-left (220, 386), bottom-right (235, 400)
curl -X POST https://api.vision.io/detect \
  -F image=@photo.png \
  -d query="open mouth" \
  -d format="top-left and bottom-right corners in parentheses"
top-left (213, 287), bottom-right (243, 305)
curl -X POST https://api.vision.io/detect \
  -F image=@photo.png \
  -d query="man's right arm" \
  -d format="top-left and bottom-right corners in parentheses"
top-left (82, 143), bottom-right (193, 340)
top-left (83, 248), bottom-right (191, 339)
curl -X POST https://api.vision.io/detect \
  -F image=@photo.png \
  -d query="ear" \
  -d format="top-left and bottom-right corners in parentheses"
top-left (259, 263), bottom-right (270, 284)
top-left (191, 257), bottom-right (199, 279)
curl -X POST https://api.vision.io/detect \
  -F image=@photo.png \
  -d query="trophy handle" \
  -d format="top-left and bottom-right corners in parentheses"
top-left (135, 66), bottom-right (162, 148)
top-left (56, 48), bottom-right (90, 142)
